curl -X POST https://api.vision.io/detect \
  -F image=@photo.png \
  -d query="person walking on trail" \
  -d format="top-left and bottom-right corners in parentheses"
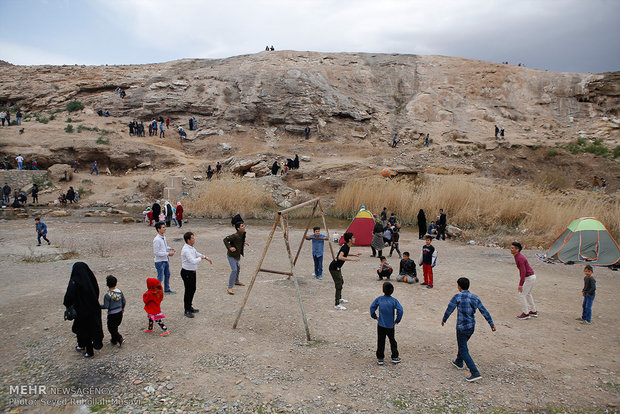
top-left (175, 202), bottom-right (184, 228)
top-left (153, 222), bottom-right (176, 294)
top-left (35, 217), bottom-right (51, 246)
top-left (223, 215), bottom-right (248, 295)
top-left (181, 231), bottom-right (212, 318)
top-left (510, 241), bottom-right (537, 320)
top-left (392, 134), bottom-right (399, 148)
top-left (90, 161), bottom-right (98, 175)
top-left (63, 262), bottom-right (105, 358)
top-left (328, 232), bottom-right (361, 310)
top-left (441, 277), bottom-right (496, 382)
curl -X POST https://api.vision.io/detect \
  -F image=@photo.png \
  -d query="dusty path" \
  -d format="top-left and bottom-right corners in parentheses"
top-left (0, 217), bottom-right (618, 413)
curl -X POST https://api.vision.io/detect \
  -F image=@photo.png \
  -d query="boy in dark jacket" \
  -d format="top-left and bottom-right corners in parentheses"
top-left (397, 252), bottom-right (418, 283)
top-left (101, 275), bottom-right (126, 346)
top-left (223, 214), bottom-right (248, 295)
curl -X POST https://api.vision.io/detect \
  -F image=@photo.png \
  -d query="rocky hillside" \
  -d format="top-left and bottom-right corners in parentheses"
top-left (0, 51), bottom-right (618, 204)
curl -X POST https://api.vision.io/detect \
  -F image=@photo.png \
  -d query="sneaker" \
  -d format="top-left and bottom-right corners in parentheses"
top-left (160, 330), bottom-right (170, 336)
top-left (517, 313), bottom-right (530, 320)
top-left (581, 321), bottom-right (591, 325)
top-left (575, 317), bottom-right (584, 321)
top-left (312, 274), bottom-right (316, 278)
top-left (377, 359), bottom-right (384, 365)
top-left (528, 311), bottom-right (538, 318)
top-left (47, 241), bottom-right (51, 245)
top-left (234, 282), bottom-right (246, 286)
top-left (144, 329), bottom-right (153, 333)
top-left (75, 346), bottom-right (85, 352)
top-left (466, 374), bottom-right (482, 382)
top-left (190, 308), bottom-right (199, 313)
top-left (391, 357), bottom-right (401, 364)
top-left (227, 288), bottom-right (235, 295)
top-left (334, 304), bottom-right (347, 310)
top-left (164, 290), bottom-right (176, 294)
top-left (339, 299), bottom-right (349, 303)
top-left (37, 244), bottom-right (41, 246)
top-left (317, 276), bottom-right (322, 280)
top-left (426, 285), bottom-right (433, 289)
top-left (184, 311), bottom-right (195, 318)
top-left (420, 283), bottom-right (427, 286)
top-left (451, 360), bottom-right (464, 369)
top-left (83, 352), bottom-right (94, 358)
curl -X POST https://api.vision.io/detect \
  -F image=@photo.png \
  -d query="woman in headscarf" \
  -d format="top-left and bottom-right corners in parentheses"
top-left (371, 214), bottom-right (385, 258)
top-left (175, 201), bottom-right (183, 228)
top-left (152, 201), bottom-right (161, 224)
top-left (63, 262), bottom-right (104, 358)
top-left (165, 201), bottom-right (173, 227)
top-left (417, 209), bottom-right (427, 240)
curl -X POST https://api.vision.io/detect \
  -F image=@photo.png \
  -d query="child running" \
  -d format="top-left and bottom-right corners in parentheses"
top-left (441, 277), bottom-right (496, 382)
top-left (370, 281), bottom-right (403, 365)
top-left (101, 275), bottom-right (126, 346)
top-left (143, 278), bottom-right (169, 336)
top-left (35, 217), bottom-right (51, 246)
top-left (577, 265), bottom-right (596, 325)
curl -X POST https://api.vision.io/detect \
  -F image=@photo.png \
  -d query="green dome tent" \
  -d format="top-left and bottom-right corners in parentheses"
top-left (547, 217), bottom-right (620, 266)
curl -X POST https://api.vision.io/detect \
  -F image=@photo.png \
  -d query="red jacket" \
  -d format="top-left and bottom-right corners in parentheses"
top-left (175, 205), bottom-right (183, 221)
top-left (143, 278), bottom-right (163, 315)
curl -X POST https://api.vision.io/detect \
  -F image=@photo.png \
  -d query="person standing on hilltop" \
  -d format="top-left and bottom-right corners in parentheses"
top-left (392, 134), bottom-right (399, 148)
top-left (495, 125), bottom-right (499, 138)
top-left (500, 129), bottom-right (505, 140)
top-left (216, 162), bottom-right (222, 177)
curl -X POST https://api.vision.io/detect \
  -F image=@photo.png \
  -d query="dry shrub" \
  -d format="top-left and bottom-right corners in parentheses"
top-left (183, 178), bottom-right (275, 217)
top-left (533, 171), bottom-right (570, 191)
top-left (334, 175), bottom-right (620, 248)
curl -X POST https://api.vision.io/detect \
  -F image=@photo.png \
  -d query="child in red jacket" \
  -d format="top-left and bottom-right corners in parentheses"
top-left (143, 278), bottom-right (169, 336)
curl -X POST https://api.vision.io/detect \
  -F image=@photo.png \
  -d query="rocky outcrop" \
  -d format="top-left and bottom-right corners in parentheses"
top-left (0, 52), bottom-right (617, 145)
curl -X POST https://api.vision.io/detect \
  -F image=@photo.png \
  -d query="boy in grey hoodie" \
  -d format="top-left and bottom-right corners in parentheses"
top-left (101, 275), bottom-right (126, 346)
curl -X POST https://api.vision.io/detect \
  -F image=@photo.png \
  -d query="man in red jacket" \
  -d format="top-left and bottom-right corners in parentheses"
top-left (510, 242), bottom-right (537, 320)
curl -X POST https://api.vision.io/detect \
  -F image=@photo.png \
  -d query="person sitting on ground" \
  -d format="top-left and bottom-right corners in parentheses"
top-left (66, 186), bottom-right (75, 203)
top-left (377, 256), bottom-right (393, 280)
top-left (397, 252), bottom-right (418, 284)
top-left (428, 221), bottom-right (438, 235)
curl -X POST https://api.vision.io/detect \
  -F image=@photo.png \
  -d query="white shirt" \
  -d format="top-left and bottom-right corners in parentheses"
top-left (153, 234), bottom-right (171, 262)
top-left (16, 156), bottom-right (23, 163)
top-left (181, 243), bottom-right (205, 271)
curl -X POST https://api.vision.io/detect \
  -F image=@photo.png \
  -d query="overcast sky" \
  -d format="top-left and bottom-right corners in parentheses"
top-left (1, 0), bottom-right (618, 73)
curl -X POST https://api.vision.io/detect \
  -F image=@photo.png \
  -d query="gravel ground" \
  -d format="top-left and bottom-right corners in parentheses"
top-left (1, 215), bottom-right (619, 413)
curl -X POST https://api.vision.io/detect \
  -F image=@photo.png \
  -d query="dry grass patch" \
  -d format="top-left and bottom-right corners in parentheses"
top-left (334, 175), bottom-right (620, 248)
top-left (184, 178), bottom-right (275, 217)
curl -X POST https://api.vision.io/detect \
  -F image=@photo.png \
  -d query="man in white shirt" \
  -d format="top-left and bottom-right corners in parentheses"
top-left (181, 231), bottom-right (212, 318)
top-left (15, 154), bottom-right (24, 170)
top-left (153, 222), bottom-right (176, 293)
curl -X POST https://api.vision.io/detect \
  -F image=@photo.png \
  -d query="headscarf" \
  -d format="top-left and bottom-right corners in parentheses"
top-left (63, 262), bottom-right (104, 345)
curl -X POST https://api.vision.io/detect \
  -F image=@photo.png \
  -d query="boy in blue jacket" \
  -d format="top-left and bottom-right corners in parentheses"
top-left (35, 217), bottom-right (50, 246)
top-left (370, 281), bottom-right (403, 365)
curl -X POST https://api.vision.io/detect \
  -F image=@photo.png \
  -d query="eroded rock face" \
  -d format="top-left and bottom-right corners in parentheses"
top-left (0, 52), bottom-right (617, 144)
top-left (47, 164), bottom-right (73, 182)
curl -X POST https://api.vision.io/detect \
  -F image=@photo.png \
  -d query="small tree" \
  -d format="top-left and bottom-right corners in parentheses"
top-left (65, 124), bottom-right (74, 133)
top-left (66, 100), bottom-right (84, 112)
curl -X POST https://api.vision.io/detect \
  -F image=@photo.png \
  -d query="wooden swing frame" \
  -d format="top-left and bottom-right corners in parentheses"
top-left (232, 197), bottom-right (335, 341)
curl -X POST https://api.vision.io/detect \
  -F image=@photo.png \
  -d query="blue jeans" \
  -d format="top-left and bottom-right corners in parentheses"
top-left (227, 256), bottom-right (240, 289)
top-left (582, 294), bottom-right (595, 323)
top-left (456, 328), bottom-right (479, 376)
top-left (313, 255), bottom-right (323, 278)
top-left (155, 261), bottom-right (171, 291)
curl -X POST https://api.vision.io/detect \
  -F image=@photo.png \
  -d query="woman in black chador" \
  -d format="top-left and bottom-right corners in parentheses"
top-left (63, 262), bottom-right (104, 358)
top-left (152, 201), bottom-right (161, 224)
top-left (417, 209), bottom-right (427, 240)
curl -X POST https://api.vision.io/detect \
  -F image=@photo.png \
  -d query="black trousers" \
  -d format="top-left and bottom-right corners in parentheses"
top-left (438, 224), bottom-right (446, 240)
top-left (376, 325), bottom-right (398, 360)
top-left (107, 312), bottom-right (123, 344)
top-left (180, 268), bottom-right (196, 312)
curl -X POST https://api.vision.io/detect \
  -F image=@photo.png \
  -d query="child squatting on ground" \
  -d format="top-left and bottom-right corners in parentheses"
top-left (101, 275), bottom-right (126, 346)
top-left (441, 277), bottom-right (496, 382)
top-left (577, 264), bottom-right (596, 324)
top-left (377, 256), bottom-right (393, 280)
top-left (370, 281), bottom-right (403, 365)
top-left (143, 278), bottom-right (169, 336)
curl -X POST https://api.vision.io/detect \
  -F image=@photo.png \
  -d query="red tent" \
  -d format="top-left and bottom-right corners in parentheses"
top-left (339, 208), bottom-right (375, 246)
